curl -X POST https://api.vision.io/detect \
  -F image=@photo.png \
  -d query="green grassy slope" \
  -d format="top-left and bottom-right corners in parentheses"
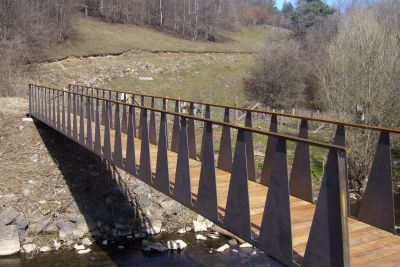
top-left (48, 16), bottom-right (276, 60)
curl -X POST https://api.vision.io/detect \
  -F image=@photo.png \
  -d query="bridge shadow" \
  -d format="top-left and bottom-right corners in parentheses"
top-left (34, 120), bottom-right (152, 265)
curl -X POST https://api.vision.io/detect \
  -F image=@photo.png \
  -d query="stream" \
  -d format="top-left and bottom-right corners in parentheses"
top-left (0, 233), bottom-right (282, 267)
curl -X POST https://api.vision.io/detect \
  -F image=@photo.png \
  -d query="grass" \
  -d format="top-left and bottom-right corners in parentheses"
top-left (47, 16), bottom-right (277, 60)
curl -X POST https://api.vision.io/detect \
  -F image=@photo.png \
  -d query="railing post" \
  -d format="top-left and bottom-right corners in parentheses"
top-left (139, 107), bottom-right (152, 184)
top-left (187, 102), bottom-right (197, 159)
top-left (258, 137), bottom-right (293, 265)
top-left (224, 129), bottom-right (251, 240)
top-left (149, 97), bottom-right (157, 145)
top-left (171, 100), bottom-right (181, 152)
top-left (196, 120), bottom-right (218, 222)
top-left (358, 131), bottom-right (395, 233)
top-left (289, 119), bottom-right (313, 203)
top-left (28, 84), bottom-right (32, 116)
top-left (173, 116), bottom-right (192, 207)
top-left (218, 107), bottom-right (232, 172)
top-left (303, 149), bottom-right (350, 267)
top-left (155, 110), bottom-right (170, 195)
top-left (245, 111), bottom-right (256, 181)
top-left (125, 105), bottom-right (137, 176)
top-left (260, 114), bottom-right (278, 186)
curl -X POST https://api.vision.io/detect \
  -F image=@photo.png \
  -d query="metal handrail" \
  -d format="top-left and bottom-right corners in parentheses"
top-left (70, 84), bottom-right (400, 134)
top-left (33, 84), bottom-right (348, 152)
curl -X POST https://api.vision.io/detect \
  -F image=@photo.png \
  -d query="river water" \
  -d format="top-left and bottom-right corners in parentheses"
top-left (0, 233), bottom-right (282, 267)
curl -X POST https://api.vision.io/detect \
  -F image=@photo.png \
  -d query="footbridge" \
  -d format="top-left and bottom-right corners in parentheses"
top-left (28, 84), bottom-right (400, 266)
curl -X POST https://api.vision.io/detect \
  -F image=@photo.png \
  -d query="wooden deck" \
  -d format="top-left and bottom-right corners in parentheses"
top-left (88, 119), bottom-right (400, 267)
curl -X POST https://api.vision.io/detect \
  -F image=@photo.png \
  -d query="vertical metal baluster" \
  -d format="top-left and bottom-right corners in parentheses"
top-left (289, 119), bottom-right (313, 203)
top-left (173, 116), bottom-right (192, 207)
top-left (103, 101), bottom-right (112, 161)
top-left (138, 96), bottom-right (145, 139)
top-left (187, 102), bottom-right (196, 159)
top-left (260, 114), bottom-right (278, 186)
top-left (109, 91), bottom-right (113, 129)
top-left (224, 129), bottom-right (251, 239)
top-left (28, 84), bottom-right (32, 116)
top-left (155, 110), bottom-right (170, 195)
top-left (139, 107), bottom-right (152, 184)
top-left (52, 89), bottom-right (56, 128)
top-left (121, 94), bottom-right (128, 134)
top-left (171, 100), bottom-right (181, 152)
top-left (101, 91), bottom-right (106, 125)
top-left (245, 111), bottom-right (256, 181)
top-left (113, 103), bottom-right (124, 167)
top-left (217, 107), bottom-right (232, 172)
top-left (196, 120), bottom-right (218, 222)
top-left (126, 105), bottom-right (137, 176)
top-left (94, 98), bottom-right (102, 156)
top-left (79, 95), bottom-right (85, 145)
top-left (258, 137), bottom-right (293, 265)
top-left (358, 131), bottom-right (395, 233)
top-left (67, 92), bottom-right (72, 137)
top-left (303, 149), bottom-right (350, 267)
top-left (149, 97), bottom-right (157, 145)
top-left (86, 97), bottom-right (93, 150)
top-left (57, 90), bottom-right (61, 131)
top-left (73, 94), bottom-right (78, 141)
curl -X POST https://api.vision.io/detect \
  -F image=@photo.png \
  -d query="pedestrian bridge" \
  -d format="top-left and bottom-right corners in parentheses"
top-left (28, 84), bottom-right (400, 266)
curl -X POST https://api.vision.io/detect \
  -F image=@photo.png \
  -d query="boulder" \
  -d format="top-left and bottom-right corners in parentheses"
top-left (57, 221), bottom-right (75, 240)
top-left (0, 207), bottom-right (21, 226)
top-left (0, 225), bottom-right (20, 256)
top-left (160, 200), bottom-right (181, 215)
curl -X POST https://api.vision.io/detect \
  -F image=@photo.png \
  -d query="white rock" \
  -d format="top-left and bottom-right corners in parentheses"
top-left (167, 240), bottom-right (187, 250)
top-left (185, 227), bottom-right (192, 232)
top-left (81, 238), bottom-right (92, 246)
top-left (192, 220), bottom-right (207, 232)
top-left (53, 240), bottom-right (61, 250)
top-left (196, 215), bottom-right (214, 228)
top-left (22, 118), bottom-right (33, 122)
top-left (23, 244), bottom-right (37, 254)
top-left (177, 228), bottom-right (186, 234)
top-left (232, 249), bottom-right (239, 253)
top-left (74, 244), bottom-right (85, 251)
top-left (118, 245), bottom-right (125, 250)
top-left (139, 77), bottom-right (154, 81)
top-left (40, 246), bottom-right (51, 253)
top-left (216, 244), bottom-right (230, 253)
top-left (239, 242), bottom-right (253, 248)
top-left (207, 233), bottom-right (219, 239)
top-left (126, 235), bottom-right (133, 239)
top-left (0, 233), bottom-right (20, 256)
top-left (195, 234), bottom-right (207, 241)
top-left (77, 248), bottom-right (91, 254)
top-left (252, 251), bottom-right (257, 255)
top-left (39, 200), bottom-right (46, 204)
top-left (102, 240), bottom-right (108, 246)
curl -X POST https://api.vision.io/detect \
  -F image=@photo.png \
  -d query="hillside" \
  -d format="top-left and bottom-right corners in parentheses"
top-left (47, 16), bottom-right (283, 61)
top-left (28, 16), bottom-right (285, 106)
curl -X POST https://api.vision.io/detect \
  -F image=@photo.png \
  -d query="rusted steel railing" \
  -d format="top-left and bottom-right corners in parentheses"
top-left (70, 84), bottom-right (399, 236)
top-left (30, 84), bottom-right (354, 266)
